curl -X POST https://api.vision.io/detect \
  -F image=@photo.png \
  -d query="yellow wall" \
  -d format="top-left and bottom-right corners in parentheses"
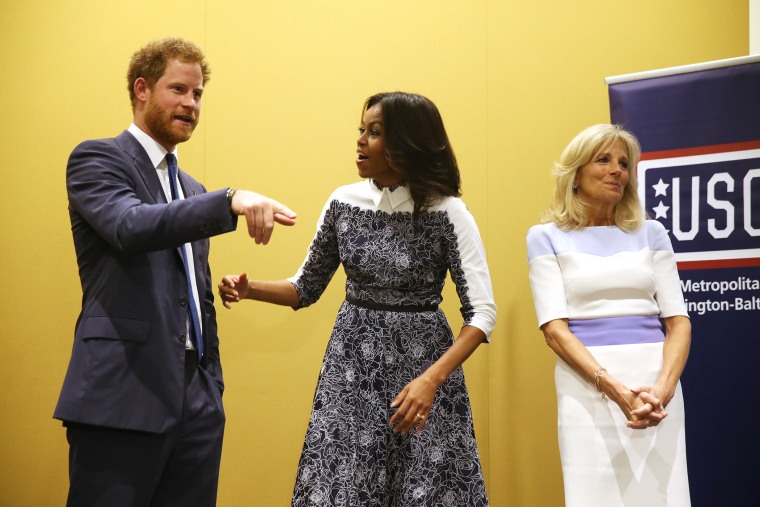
top-left (0, 1), bottom-right (747, 505)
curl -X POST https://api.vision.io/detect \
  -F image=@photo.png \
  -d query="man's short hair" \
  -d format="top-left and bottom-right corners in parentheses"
top-left (127, 37), bottom-right (211, 111)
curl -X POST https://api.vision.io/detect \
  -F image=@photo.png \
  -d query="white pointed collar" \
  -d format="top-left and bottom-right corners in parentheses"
top-left (128, 123), bottom-right (178, 170)
top-left (368, 179), bottom-right (411, 209)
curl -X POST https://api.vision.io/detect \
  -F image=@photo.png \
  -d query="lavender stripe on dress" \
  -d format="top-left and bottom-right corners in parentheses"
top-left (569, 315), bottom-right (665, 346)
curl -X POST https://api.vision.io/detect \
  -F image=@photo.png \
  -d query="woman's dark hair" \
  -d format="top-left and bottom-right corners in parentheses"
top-left (363, 92), bottom-right (461, 216)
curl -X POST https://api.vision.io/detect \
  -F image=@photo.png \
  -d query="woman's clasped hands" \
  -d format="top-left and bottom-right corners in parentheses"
top-left (619, 384), bottom-right (669, 429)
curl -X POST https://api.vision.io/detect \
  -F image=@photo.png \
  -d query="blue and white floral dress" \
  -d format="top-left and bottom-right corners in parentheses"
top-left (288, 179), bottom-right (496, 507)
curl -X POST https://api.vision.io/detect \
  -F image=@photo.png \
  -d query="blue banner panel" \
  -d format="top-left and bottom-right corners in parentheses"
top-left (609, 60), bottom-right (760, 507)
top-left (609, 62), bottom-right (760, 151)
top-left (638, 146), bottom-right (760, 265)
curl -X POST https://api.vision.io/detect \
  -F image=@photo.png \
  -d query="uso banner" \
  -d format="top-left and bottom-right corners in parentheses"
top-left (606, 55), bottom-right (760, 507)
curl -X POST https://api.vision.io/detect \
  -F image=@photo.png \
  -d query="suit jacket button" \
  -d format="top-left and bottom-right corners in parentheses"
top-left (179, 334), bottom-right (187, 343)
top-left (179, 297), bottom-right (188, 307)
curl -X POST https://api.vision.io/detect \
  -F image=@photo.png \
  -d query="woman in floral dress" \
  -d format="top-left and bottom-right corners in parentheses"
top-left (219, 91), bottom-right (496, 506)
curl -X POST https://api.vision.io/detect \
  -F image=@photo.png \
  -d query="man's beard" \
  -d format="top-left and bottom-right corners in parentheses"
top-left (143, 95), bottom-right (196, 147)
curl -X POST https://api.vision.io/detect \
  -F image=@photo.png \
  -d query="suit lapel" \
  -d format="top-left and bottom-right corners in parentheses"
top-left (118, 132), bottom-right (209, 319)
top-left (117, 131), bottom-right (203, 301)
top-left (115, 131), bottom-right (166, 205)
top-left (177, 170), bottom-right (200, 199)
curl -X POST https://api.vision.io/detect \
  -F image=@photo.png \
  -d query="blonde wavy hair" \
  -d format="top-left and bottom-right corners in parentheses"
top-left (543, 124), bottom-right (644, 232)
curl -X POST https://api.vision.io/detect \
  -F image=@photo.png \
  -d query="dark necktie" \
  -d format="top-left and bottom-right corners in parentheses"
top-left (166, 153), bottom-right (204, 360)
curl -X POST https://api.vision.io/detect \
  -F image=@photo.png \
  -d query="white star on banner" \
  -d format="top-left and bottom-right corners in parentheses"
top-left (652, 201), bottom-right (670, 219)
top-left (652, 178), bottom-right (669, 197)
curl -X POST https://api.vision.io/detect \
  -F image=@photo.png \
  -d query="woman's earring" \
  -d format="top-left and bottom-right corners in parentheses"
top-left (572, 183), bottom-right (578, 192)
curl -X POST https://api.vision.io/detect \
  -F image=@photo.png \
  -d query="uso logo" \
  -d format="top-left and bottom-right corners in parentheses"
top-left (637, 145), bottom-right (760, 267)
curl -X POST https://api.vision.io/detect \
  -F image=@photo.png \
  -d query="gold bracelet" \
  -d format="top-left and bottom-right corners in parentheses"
top-left (593, 367), bottom-right (607, 400)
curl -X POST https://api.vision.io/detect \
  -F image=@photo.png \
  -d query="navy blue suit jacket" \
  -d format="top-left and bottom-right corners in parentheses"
top-left (55, 130), bottom-right (237, 433)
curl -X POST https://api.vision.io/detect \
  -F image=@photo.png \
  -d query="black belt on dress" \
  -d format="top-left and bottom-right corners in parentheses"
top-left (345, 294), bottom-right (438, 313)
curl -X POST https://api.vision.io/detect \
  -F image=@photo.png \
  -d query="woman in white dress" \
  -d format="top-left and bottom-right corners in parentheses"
top-left (526, 124), bottom-right (692, 506)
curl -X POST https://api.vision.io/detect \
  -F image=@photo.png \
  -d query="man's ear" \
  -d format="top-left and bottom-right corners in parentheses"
top-left (134, 77), bottom-right (150, 103)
